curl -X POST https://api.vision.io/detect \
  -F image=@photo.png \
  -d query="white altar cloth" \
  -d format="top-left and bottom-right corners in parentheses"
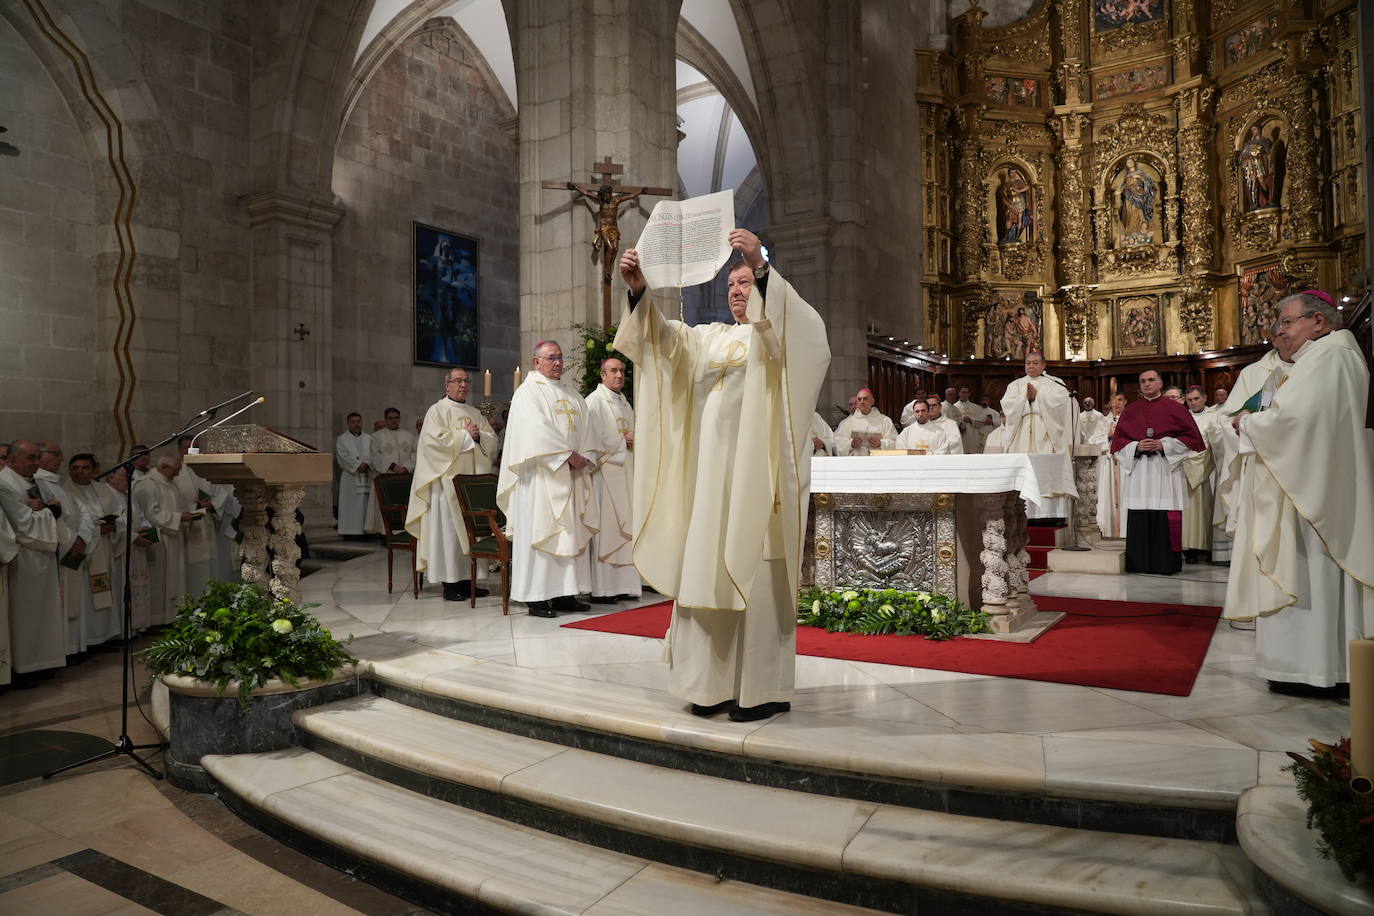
top-left (809, 454), bottom-right (1053, 510)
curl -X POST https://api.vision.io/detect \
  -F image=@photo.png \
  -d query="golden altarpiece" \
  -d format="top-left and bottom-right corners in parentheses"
top-left (916, 0), bottom-right (1364, 363)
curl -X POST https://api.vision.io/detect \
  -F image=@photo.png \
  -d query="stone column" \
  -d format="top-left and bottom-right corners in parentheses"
top-left (243, 192), bottom-right (344, 531)
top-left (513, 0), bottom-right (680, 358)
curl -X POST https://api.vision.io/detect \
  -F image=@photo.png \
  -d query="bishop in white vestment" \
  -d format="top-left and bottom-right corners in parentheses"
top-left (835, 390), bottom-right (898, 456)
top-left (35, 442), bottom-right (94, 655)
top-left (406, 369), bottom-right (498, 601)
top-left (585, 358), bottom-right (643, 602)
top-left (335, 414), bottom-right (377, 536)
top-left (498, 342), bottom-right (601, 616)
top-left (1225, 293), bottom-right (1374, 692)
top-left (0, 443), bottom-right (64, 679)
top-left (1000, 353), bottom-right (1077, 518)
top-left (615, 230), bottom-right (830, 722)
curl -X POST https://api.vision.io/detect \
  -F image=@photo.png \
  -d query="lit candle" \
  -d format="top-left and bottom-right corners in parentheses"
top-left (483, 369), bottom-right (492, 398)
top-left (1351, 639), bottom-right (1374, 783)
top-left (513, 366), bottom-right (522, 390)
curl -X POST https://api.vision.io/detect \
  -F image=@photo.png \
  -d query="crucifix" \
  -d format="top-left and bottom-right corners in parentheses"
top-left (543, 156), bottom-right (671, 327)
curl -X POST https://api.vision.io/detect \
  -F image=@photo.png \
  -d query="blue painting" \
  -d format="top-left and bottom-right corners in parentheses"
top-left (1095, 0), bottom-right (1166, 32)
top-left (414, 223), bottom-right (480, 368)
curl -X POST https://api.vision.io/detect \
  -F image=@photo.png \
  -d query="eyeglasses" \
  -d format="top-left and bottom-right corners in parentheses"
top-left (535, 355), bottom-right (564, 363)
top-left (444, 378), bottom-right (469, 385)
top-left (1271, 314), bottom-right (1312, 333)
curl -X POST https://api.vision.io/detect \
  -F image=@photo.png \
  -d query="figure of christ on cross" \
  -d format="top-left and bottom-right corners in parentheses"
top-left (543, 156), bottom-right (672, 327)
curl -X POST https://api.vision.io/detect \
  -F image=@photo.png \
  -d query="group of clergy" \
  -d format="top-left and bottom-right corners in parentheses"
top-left (398, 357), bottom-right (642, 615)
top-left (333, 408), bottom-right (424, 538)
top-left (813, 386), bottom-right (1003, 458)
top-left (0, 437), bottom-right (241, 689)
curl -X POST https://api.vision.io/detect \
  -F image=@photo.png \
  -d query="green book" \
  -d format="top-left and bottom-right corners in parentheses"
top-left (1227, 389), bottom-right (1264, 417)
top-left (140, 527), bottom-right (160, 544)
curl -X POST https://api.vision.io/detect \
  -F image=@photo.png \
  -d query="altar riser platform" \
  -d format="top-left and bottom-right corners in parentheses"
top-left (194, 658), bottom-right (1268, 916)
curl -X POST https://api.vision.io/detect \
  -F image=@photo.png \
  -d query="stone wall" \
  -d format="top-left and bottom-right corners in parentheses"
top-left (0, 14), bottom-right (98, 454)
top-left (331, 20), bottom-right (519, 430)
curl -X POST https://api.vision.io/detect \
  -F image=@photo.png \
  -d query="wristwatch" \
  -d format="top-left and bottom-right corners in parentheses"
top-left (752, 261), bottom-right (770, 279)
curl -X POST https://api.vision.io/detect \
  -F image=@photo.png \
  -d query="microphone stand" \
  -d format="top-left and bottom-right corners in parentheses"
top-left (43, 404), bottom-right (232, 781)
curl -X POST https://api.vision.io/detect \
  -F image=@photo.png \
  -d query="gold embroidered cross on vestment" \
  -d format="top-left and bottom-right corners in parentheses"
top-left (708, 340), bottom-right (747, 391)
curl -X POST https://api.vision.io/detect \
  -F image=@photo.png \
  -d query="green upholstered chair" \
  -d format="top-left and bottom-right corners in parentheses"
top-left (453, 473), bottom-right (510, 615)
top-left (373, 472), bottom-right (419, 599)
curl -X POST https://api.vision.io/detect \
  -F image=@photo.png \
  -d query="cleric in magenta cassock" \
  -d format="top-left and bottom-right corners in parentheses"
top-left (1110, 369), bottom-right (1205, 575)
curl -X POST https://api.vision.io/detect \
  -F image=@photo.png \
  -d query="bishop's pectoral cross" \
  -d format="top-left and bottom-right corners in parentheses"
top-left (542, 156), bottom-right (672, 328)
top-left (554, 399), bottom-right (578, 432)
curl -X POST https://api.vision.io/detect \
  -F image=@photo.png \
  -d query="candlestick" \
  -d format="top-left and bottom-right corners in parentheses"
top-left (1351, 639), bottom-right (1374, 782)
top-left (514, 366), bottom-right (522, 389)
top-left (484, 369), bottom-right (492, 398)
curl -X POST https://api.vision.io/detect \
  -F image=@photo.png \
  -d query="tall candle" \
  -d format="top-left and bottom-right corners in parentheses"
top-left (513, 366), bottom-right (522, 390)
top-left (483, 369), bottom-right (492, 398)
top-left (1350, 639), bottom-right (1374, 781)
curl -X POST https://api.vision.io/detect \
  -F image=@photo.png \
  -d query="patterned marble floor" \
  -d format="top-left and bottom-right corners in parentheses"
top-left (309, 553), bottom-right (1350, 805)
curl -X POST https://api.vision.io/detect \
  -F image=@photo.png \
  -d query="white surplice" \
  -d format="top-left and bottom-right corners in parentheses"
top-left (335, 431), bottom-right (376, 535)
top-left (585, 383), bottom-right (642, 599)
top-left (405, 397), bottom-right (497, 584)
top-left (953, 399), bottom-right (985, 453)
top-left (498, 376), bottom-right (600, 602)
top-left (134, 472), bottom-right (185, 625)
top-left (35, 468), bottom-right (94, 654)
top-left (1225, 330), bottom-right (1374, 687)
top-left (1000, 374), bottom-right (1076, 517)
top-left (64, 479), bottom-right (123, 644)
top-left (614, 267), bottom-right (830, 708)
top-left (173, 464), bottom-right (214, 597)
top-left (1078, 408), bottom-right (1106, 444)
top-left (834, 409), bottom-right (898, 456)
top-left (0, 467), bottom-right (63, 673)
top-left (1091, 412), bottom-right (1126, 538)
top-left (807, 412), bottom-right (835, 456)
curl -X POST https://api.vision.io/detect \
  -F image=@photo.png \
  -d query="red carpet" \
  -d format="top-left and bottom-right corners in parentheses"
top-left (561, 596), bottom-right (1222, 695)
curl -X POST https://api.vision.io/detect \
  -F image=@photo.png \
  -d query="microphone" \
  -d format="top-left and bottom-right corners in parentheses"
top-left (187, 397), bottom-right (266, 453)
top-left (197, 391), bottom-right (255, 418)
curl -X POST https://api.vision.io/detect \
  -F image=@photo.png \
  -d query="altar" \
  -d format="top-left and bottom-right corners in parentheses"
top-left (806, 454), bottom-right (1063, 633)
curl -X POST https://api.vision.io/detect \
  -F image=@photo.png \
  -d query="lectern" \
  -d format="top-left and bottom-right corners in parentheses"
top-left (185, 425), bottom-right (332, 604)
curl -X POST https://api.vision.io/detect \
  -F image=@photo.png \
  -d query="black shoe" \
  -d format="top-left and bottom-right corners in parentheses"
top-left (442, 582), bottom-right (464, 602)
top-left (551, 596), bottom-right (592, 612)
top-left (527, 601), bottom-right (558, 618)
top-left (451, 581), bottom-right (490, 600)
top-left (590, 596), bottom-right (619, 604)
top-left (728, 701), bottom-right (791, 722)
top-left (689, 700), bottom-right (735, 717)
top-left (1267, 680), bottom-right (1349, 699)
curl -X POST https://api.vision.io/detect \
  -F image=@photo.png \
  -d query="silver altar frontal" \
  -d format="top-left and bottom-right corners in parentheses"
top-left (806, 454), bottom-right (1061, 633)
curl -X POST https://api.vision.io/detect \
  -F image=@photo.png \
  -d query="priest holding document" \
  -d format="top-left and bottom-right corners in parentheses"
top-left (616, 225), bottom-right (830, 722)
top-left (1225, 291), bottom-right (1374, 696)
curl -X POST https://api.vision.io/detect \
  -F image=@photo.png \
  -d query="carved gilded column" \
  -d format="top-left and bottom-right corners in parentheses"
top-left (955, 106), bottom-right (987, 282)
top-left (1177, 117), bottom-right (1217, 345)
top-left (1285, 72), bottom-right (1324, 242)
top-left (1053, 114), bottom-right (1095, 354)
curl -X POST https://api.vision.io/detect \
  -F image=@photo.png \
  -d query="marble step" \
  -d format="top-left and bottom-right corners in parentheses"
top-left (292, 695), bottom-right (1266, 916)
top-left (358, 648), bottom-right (1249, 841)
top-left (203, 747), bottom-right (889, 916)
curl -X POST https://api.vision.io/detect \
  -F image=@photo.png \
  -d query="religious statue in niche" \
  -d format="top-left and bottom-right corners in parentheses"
top-left (996, 167), bottom-right (1034, 243)
top-left (1094, 0), bottom-right (1165, 32)
top-left (1114, 295), bottom-right (1160, 355)
top-left (1239, 121), bottom-right (1286, 212)
top-left (1238, 263), bottom-right (1289, 345)
top-left (1224, 12), bottom-right (1282, 68)
top-left (1113, 157), bottom-right (1159, 247)
top-left (984, 291), bottom-right (1041, 361)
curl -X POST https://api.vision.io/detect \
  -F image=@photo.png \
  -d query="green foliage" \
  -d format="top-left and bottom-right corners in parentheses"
top-left (797, 586), bottom-right (989, 640)
top-left (140, 581), bottom-right (355, 710)
top-left (570, 322), bottom-right (633, 401)
top-left (1285, 736), bottom-right (1374, 882)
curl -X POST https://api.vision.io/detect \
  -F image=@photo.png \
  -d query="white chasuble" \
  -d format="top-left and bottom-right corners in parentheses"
top-left (614, 268), bottom-right (831, 707)
top-left (335, 431), bottom-right (376, 535)
top-left (896, 421), bottom-right (956, 454)
top-left (406, 398), bottom-right (497, 583)
top-left (0, 510), bottom-right (14, 684)
top-left (135, 473), bottom-right (185, 625)
top-left (1216, 349), bottom-right (1291, 536)
top-left (1225, 330), bottom-right (1374, 687)
top-left (1000, 374), bottom-right (1077, 516)
top-left (1078, 408), bottom-right (1106, 444)
top-left (930, 415), bottom-right (965, 454)
top-left (1093, 413), bottom-right (1126, 539)
top-left (36, 469), bottom-right (93, 654)
top-left (65, 480), bottom-right (123, 644)
top-left (834, 410), bottom-right (898, 456)
top-left (374, 428), bottom-right (418, 474)
top-left (807, 412), bottom-right (835, 456)
top-left (1180, 411), bottom-right (1218, 552)
top-left (585, 383), bottom-right (642, 598)
top-left (498, 376), bottom-right (600, 602)
top-left (173, 466), bottom-right (213, 598)
top-left (954, 400), bottom-right (985, 453)
top-left (0, 467), bottom-right (63, 673)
